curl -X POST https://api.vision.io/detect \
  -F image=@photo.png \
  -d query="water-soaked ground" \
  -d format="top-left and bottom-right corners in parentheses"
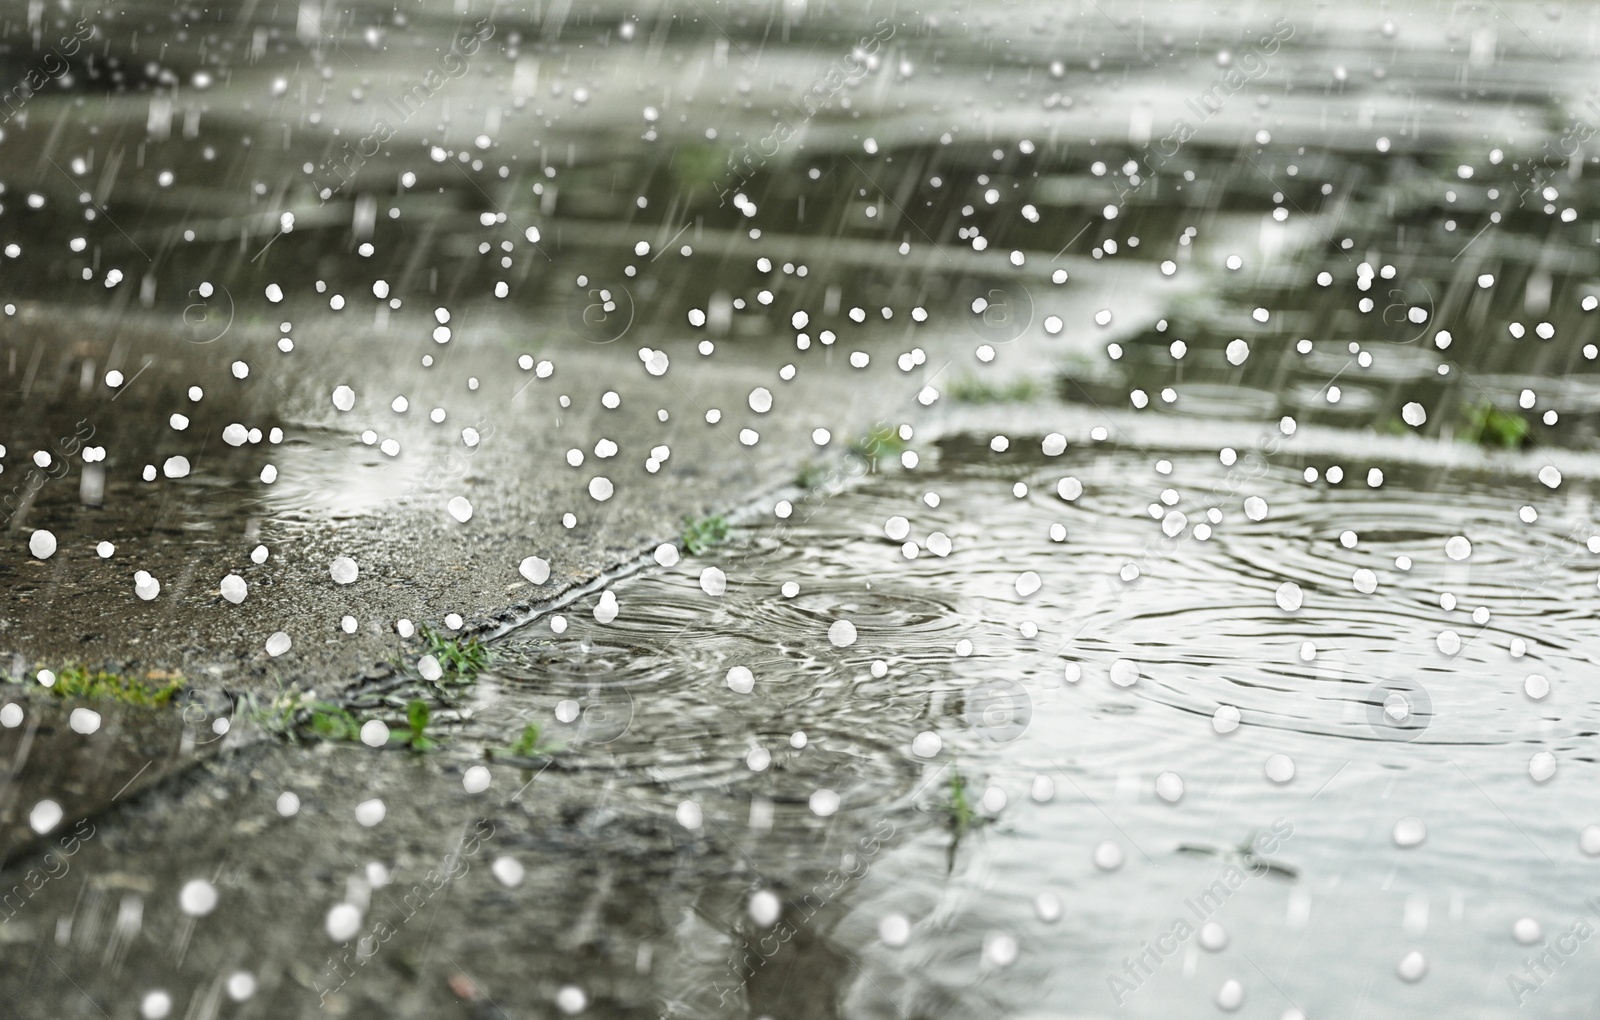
top-left (5, 439), bottom-right (1599, 1019)
top-left (4, 0), bottom-right (1600, 1017)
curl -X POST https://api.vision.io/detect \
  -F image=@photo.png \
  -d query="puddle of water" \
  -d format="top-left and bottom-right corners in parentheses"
top-left (481, 440), bottom-right (1600, 1017)
top-left (5, 2), bottom-right (1600, 1017)
top-left (7, 439), bottom-right (1597, 1017)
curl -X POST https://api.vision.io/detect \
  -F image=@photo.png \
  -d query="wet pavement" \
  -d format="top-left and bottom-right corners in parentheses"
top-left (9, 439), bottom-right (1600, 1019)
top-left (4, 0), bottom-right (1600, 1017)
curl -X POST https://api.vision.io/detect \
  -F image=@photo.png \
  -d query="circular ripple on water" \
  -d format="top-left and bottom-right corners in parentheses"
top-left (481, 567), bottom-right (954, 827)
top-left (732, 581), bottom-right (964, 641)
top-left (881, 446), bottom-right (1600, 750)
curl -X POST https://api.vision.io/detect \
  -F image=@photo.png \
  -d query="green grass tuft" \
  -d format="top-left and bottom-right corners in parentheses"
top-left (946, 375), bottom-right (1040, 404)
top-left (505, 722), bottom-right (561, 758)
top-left (419, 625), bottom-right (490, 680)
top-left (241, 684), bottom-right (307, 739)
top-left (680, 513), bottom-right (730, 554)
top-left (847, 422), bottom-right (908, 470)
top-left (794, 459), bottom-right (829, 489)
top-left (943, 769), bottom-right (978, 834)
top-left (1463, 401), bottom-right (1529, 450)
top-left (671, 143), bottom-right (733, 192)
top-left (248, 690), bottom-right (444, 752)
top-left (308, 702), bottom-right (362, 741)
top-left (27, 666), bottom-right (184, 707)
top-left (937, 766), bottom-right (989, 873)
top-left (390, 699), bottom-right (437, 752)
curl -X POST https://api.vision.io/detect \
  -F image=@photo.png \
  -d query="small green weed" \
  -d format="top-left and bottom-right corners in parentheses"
top-left (1463, 401), bottom-right (1529, 450)
top-left (946, 375), bottom-right (1040, 404)
top-left (252, 690), bottom-right (442, 752)
top-left (794, 459), bottom-right (829, 489)
top-left (672, 143), bottom-right (734, 192)
top-left (419, 625), bottom-right (489, 680)
top-left (937, 767), bottom-right (989, 874)
top-left (242, 683), bottom-right (309, 738)
top-left (503, 722), bottom-right (561, 758)
top-left (390, 699), bottom-right (437, 752)
top-left (943, 769), bottom-right (978, 834)
top-left (24, 666), bottom-right (184, 707)
top-left (847, 422), bottom-right (907, 470)
top-left (680, 513), bottom-right (730, 554)
top-left (308, 702), bottom-right (362, 741)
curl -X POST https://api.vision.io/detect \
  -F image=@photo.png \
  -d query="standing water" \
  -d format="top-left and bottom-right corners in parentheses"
top-left (0, 2), bottom-right (1597, 1019)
